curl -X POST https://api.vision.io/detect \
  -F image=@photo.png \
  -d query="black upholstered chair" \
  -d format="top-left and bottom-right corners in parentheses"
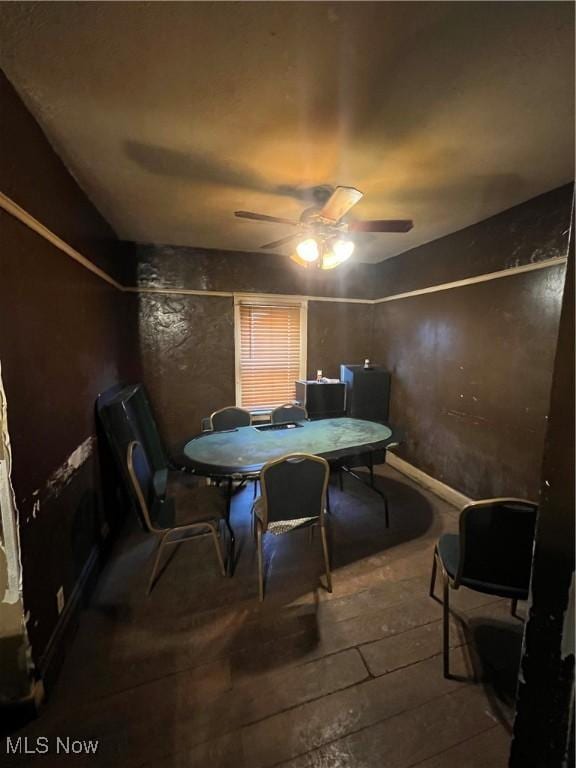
top-left (126, 441), bottom-right (229, 594)
top-left (430, 497), bottom-right (538, 677)
top-left (271, 403), bottom-right (308, 424)
top-left (97, 383), bottom-right (184, 500)
top-left (252, 453), bottom-right (331, 601)
top-left (209, 406), bottom-right (252, 431)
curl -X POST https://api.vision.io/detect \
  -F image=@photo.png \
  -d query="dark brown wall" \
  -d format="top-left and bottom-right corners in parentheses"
top-left (307, 302), bottom-right (373, 380)
top-left (371, 184), bottom-right (573, 298)
top-left (129, 242), bottom-right (376, 299)
top-left (139, 294), bottom-right (235, 448)
top-left (138, 293), bottom-right (373, 449)
top-left (372, 186), bottom-right (572, 499)
top-left (0, 72), bottom-right (130, 284)
top-left (0, 73), bottom-right (138, 669)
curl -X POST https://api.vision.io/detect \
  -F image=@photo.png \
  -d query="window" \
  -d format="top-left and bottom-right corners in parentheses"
top-left (234, 296), bottom-right (307, 412)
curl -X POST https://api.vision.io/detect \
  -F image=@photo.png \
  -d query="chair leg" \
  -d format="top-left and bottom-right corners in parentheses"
top-left (320, 524), bottom-right (332, 593)
top-left (224, 518), bottom-right (235, 576)
top-left (442, 570), bottom-right (450, 678)
top-left (511, 598), bottom-right (518, 618)
top-left (253, 478), bottom-right (258, 500)
top-left (148, 532), bottom-right (169, 595)
top-left (208, 523), bottom-right (226, 577)
top-left (338, 468), bottom-right (344, 491)
top-left (383, 493), bottom-right (390, 528)
top-left (257, 524), bottom-right (264, 602)
top-left (429, 547), bottom-right (438, 598)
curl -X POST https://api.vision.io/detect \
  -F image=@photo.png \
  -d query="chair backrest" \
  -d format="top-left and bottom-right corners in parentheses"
top-left (456, 498), bottom-right (538, 590)
top-left (271, 403), bottom-right (308, 424)
top-left (126, 440), bottom-right (161, 533)
top-left (210, 406), bottom-right (252, 431)
top-left (259, 453), bottom-right (329, 529)
top-left (98, 384), bottom-right (169, 472)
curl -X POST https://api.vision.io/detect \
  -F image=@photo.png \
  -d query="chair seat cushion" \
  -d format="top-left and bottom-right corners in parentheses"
top-left (437, 533), bottom-right (461, 579)
top-left (437, 533), bottom-right (529, 600)
top-left (253, 497), bottom-right (317, 535)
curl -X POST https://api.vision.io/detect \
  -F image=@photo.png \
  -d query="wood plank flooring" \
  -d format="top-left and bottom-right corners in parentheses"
top-left (4, 465), bottom-right (522, 767)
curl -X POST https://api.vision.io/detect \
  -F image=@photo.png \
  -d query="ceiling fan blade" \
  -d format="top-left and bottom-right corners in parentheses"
top-left (319, 186), bottom-right (363, 222)
top-left (260, 234), bottom-right (300, 250)
top-left (349, 219), bottom-right (414, 233)
top-left (235, 210), bottom-right (299, 226)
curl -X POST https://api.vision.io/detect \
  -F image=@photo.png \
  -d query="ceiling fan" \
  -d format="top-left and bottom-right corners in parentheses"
top-left (235, 186), bottom-right (413, 269)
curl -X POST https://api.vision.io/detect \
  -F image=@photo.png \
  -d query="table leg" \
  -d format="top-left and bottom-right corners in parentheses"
top-left (368, 454), bottom-right (375, 488)
top-left (342, 453), bottom-right (390, 528)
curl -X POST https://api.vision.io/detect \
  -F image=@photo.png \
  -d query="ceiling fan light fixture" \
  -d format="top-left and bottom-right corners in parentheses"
top-left (320, 238), bottom-right (355, 270)
top-left (235, 185), bottom-right (413, 268)
top-left (290, 252), bottom-right (310, 267)
top-left (296, 238), bottom-right (320, 262)
top-left (332, 238), bottom-right (355, 261)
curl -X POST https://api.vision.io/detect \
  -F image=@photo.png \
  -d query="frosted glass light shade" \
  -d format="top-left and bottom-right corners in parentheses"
top-left (321, 239), bottom-right (355, 269)
top-left (296, 238), bottom-right (320, 262)
top-left (332, 239), bottom-right (354, 261)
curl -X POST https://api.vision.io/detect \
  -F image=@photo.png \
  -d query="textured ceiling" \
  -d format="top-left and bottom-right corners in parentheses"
top-left (0, 2), bottom-right (574, 263)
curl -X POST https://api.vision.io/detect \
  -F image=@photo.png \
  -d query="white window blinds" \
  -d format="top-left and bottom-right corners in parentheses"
top-left (236, 301), bottom-right (305, 410)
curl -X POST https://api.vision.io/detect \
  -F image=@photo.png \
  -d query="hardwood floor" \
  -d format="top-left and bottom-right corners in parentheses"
top-left (6, 465), bottom-right (521, 767)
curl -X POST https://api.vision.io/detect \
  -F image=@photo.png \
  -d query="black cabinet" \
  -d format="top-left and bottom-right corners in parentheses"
top-left (340, 365), bottom-right (390, 422)
top-left (295, 380), bottom-right (346, 419)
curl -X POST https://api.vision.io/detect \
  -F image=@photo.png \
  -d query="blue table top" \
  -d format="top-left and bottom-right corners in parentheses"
top-left (183, 417), bottom-right (394, 476)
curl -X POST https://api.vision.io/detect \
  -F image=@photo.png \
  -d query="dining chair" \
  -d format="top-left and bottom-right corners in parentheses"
top-left (252, 453), bottom-right (331, 601)
top-left (126, 440), bottom-right (229, 594)
top-left (200, 416), bottom-right (212, 432)
top-left (270, 403), bottom-right (308, 424)
top-left (250, 402), bottom-right (307, 502)
top-left (209, 406), bottom-right (252, 431)
top-left (430, 497), bottom-right (538, 677)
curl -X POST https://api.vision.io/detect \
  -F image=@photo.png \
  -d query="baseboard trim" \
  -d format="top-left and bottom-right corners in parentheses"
top-left (37, 545), bottom-right (101, 692)
top-left (386, 452), bottom-right (472, 509)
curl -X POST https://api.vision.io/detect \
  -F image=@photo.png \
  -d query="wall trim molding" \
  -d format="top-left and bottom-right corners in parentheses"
top-left (1, 190), bottom-right (568, 304)
top-left (0, 191), bottom-right (123, 291)
top-left (127, 286), bottom-right (373, 304)
top-left (386, 451), bottom-right (472, 509)
top-left (132, 286), bottom-right (233, 298)
top-left (373, 256), bottom-right (568, 304)
top-left (232, 291), bottom-right (370, 305)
